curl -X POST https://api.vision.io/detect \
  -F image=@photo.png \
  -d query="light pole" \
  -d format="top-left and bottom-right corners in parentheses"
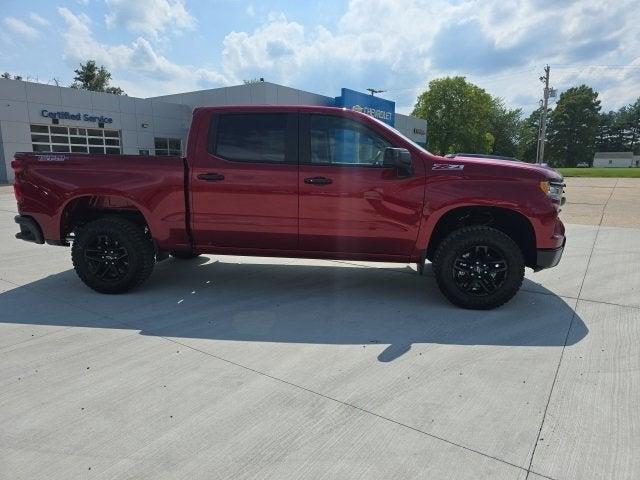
top-left (536, 65), bottom-right (555, 164)
top-left (366, 88), bottom-right (386, 96)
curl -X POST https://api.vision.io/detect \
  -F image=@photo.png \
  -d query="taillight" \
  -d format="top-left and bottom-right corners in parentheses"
top-left (11, 158), bottom-right (24, 202)
top-left (11, 158), bottom-right (23, 174)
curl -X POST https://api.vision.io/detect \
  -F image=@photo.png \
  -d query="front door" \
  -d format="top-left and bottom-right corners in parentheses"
top-left (190, 111), bottom-right (299, 250)
top-left (298, 113), bottom-right (424, 257)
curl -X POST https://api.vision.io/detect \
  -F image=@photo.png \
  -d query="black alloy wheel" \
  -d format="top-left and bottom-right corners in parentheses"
top-left (452, 245), bottom-right (508, 296)
top-left (72, 217), bottom-right (155, 294)
top-left (433, 226), bottom-right (524, 309)
top-left (84, 234), bottom-right (130, 282)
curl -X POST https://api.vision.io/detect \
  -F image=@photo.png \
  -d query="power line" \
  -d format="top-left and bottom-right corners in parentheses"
top-left (468, 67), bottom-right (539, 82)
top-left (375, 64), bottom-right (638, 95)
top-left (551, 64), bottom-right (640, 69)
top-left (384, 67), bottom-right (539, 93)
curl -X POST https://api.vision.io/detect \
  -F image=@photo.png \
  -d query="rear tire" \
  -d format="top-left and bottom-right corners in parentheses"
top-left (432, 226), bottom-right (524, 310)
top-left (71, 217), bottom-right (155, 294)
top-left (170, 251), bottom-right (201, 260)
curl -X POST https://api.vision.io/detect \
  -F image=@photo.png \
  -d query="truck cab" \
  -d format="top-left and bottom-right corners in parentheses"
top-left (188, 106), bottom-right (425, 258)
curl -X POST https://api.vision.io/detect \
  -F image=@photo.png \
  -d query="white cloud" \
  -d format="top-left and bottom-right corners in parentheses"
top-left (58, 8), bottom-right (129, 68)
top-left (217, 0), bottom-right (640, 113)
top-left (104, 0), bottom-right (195, 37)
top-left (57, 7), bottom-right (227, 96)
top-left (3, 17), bottom-right (39, 40)
top-left (29, 13), bottom-right (50, 26)
top-left (55, 0), bottom-right (640, 111)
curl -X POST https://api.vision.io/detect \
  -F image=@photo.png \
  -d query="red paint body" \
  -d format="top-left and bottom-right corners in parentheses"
top-left (12, 106), bottom-right (565, 265)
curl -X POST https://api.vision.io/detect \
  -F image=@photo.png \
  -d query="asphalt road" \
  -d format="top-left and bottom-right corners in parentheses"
top-left (0, 178), bottom-right (639, 479)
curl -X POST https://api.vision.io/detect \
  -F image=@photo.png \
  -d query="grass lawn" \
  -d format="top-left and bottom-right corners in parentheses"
top-left (557, 168), bottom-right (640, 178)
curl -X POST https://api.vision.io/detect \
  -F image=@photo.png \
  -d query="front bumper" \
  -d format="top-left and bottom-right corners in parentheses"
top-left (14, 215), bottom-right (44, 244)
top-left (535, 238), bottom-right (565, 270)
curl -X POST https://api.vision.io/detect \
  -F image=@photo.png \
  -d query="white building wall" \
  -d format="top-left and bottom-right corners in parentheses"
top-left (0, 78), bottom-right (190, 183)
top-left (593, 155), bottom-right (633, 168)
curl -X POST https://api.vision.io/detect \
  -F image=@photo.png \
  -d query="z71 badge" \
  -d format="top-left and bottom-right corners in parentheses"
top-left (432, 163), bottom-right (464, 170)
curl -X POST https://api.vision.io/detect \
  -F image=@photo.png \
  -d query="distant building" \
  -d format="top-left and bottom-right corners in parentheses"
top-left (593, 151), bottom-right (637, 168)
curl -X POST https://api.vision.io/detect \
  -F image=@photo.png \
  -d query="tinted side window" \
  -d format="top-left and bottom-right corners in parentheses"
top-left (310, 115), bottom-right (390, 166)
top-left (215, 113), bottom-right (288, 163)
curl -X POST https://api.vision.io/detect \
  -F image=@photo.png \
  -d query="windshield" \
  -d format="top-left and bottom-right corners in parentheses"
top-left (368, 114), bottom-right (432, 155)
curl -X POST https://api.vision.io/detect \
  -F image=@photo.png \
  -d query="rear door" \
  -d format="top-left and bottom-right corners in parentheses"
top-left (298, 113), bottom-right (424, 256)
top-left (190, 110), bottom-right (299, 250)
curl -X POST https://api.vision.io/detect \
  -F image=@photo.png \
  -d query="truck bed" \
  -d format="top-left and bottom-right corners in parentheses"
top-left (12, 152), bottom-right (190, 249)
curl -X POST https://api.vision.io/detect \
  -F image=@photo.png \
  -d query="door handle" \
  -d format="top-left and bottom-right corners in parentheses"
top-left (304, 176), bottom-right (333, 185)
top-left (197, 173), bottom-right (225, 182)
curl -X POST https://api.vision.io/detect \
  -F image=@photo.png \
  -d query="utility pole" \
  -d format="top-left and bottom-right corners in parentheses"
top-left (536, 65), bottom-right (552, 164)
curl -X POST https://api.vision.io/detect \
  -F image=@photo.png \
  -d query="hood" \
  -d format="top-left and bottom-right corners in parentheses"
top-left (449, 155), bottom-right (563, 182)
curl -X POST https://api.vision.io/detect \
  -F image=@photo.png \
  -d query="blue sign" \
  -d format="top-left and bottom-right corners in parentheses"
top-left (41, 109), bottom-right (113, 124)
top-left (335, 88), bottom-right (395, 126)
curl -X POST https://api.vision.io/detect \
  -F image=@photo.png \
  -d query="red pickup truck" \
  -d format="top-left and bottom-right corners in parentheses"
top-left (12, 105), bottom-right (565, 309)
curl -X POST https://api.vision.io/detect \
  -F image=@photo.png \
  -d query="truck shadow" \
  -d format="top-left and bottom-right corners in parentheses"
top-left (0, 257), bottom-right (588, 362)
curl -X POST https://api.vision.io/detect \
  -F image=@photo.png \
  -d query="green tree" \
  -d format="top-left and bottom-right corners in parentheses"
top-left (596, 110), bottom-right (626, 153)
top-left (516, 107), bottom-right (545, 163)
top-left (596, 99), bottom-right (640, 155)
top-left (71, 60), bottom-right (125, 95)
top-left (412, 76), bottom-right (496, 155)
top-left (1, 72), bottom-right (22, 80)
top-left (547, 85), bottom-right (601, 167)
top-left (624, 98), bottom-right (640, 154)
top-left (488, 98), bottom-right (522, 157)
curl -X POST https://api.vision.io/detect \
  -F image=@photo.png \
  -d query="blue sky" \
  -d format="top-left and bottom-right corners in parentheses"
top-left (1, 0), bottom-right (639, 114)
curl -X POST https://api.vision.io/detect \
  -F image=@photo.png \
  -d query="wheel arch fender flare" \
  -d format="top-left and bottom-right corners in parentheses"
top-left (58, 191), bottom-right (155, 241)
top-left (414, 203), bottom-right (537, 266)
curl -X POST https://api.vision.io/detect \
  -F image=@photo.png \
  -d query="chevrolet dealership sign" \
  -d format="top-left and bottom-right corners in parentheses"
top-left (335, 88), bottom-right (395, 126)
top-left (350, 104), bottom-right (393, 123)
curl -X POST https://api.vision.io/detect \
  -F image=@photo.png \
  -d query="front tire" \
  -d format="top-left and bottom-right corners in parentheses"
top-left (71, 217), bottom-right (155, 294)
top-left (432, 226), bottom-right (524, 310)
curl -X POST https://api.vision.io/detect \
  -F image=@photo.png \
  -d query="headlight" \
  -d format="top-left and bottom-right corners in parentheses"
top-left (539, 181), bottom-right (564, 204)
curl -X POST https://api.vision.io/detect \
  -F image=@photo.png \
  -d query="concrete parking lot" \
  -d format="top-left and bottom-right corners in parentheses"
top-left (0, 178), bottom-right (639, 479)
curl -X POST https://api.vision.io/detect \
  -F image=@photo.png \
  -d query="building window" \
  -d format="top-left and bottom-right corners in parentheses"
top-left (154, 137), bottom-right (182, 156)
top-left (30, 124), bottom-right (121, 154)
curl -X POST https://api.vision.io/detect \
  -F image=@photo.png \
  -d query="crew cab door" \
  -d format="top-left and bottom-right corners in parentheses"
top-left (190, 111), bottom-right (299, 250)
top-left (298, 113), bottom-right (424, 257)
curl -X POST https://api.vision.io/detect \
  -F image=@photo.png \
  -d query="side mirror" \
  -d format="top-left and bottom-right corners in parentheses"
top-left (383, 147), bottom-right (413, 177)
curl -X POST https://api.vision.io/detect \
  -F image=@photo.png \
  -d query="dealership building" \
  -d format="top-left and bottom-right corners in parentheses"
top-left (0, 78), bottom-right (427, 183)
